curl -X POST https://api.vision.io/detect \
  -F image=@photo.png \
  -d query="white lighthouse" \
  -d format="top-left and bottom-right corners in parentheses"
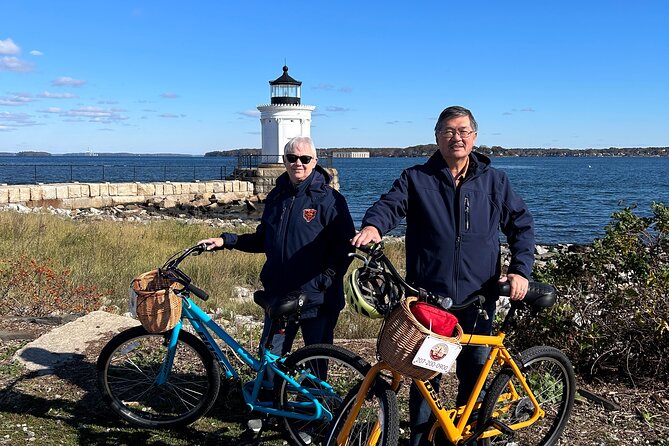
top-left (257, 66), bottom-right (316, 164)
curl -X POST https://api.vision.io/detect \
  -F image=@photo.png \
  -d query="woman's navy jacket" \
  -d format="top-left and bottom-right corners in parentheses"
top-left (362, 151), bottom-right (535, 304)
top-left (222, 165), bottom-right (355, 315)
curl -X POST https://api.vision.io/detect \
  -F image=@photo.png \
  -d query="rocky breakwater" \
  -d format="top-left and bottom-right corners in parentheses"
top-left (3, 192), bottom-right (266, 231)
top-left (0, 180), bottom-right (254, 211)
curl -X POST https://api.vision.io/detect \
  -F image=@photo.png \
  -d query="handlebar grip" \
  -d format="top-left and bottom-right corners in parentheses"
top-left (498, 281), bottom-right (557, 307)
top-left (186, 283), bottom-right (209, 301)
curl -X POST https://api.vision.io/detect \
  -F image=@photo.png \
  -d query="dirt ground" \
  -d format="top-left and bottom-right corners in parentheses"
top-left (1, 316), bottom-right (667, 445)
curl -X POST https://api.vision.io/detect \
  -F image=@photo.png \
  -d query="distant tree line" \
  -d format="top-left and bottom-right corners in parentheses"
top-left (205, 146), bottom-right (669, 158)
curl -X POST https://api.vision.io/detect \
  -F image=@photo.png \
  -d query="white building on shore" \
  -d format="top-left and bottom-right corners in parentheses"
top-left (332, 151), bottom-right (370, 158)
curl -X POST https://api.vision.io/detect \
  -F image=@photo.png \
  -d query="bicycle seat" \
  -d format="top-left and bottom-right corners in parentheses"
top-left (254, 290), bottom-right (309, 320)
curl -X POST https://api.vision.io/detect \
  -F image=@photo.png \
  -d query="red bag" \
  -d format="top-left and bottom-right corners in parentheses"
top-left (410, 301), bottom-right (459, 337)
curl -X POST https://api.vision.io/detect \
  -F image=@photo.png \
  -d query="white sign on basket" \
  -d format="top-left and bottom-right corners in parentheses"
top-left (411, 336), bottom-right (462, 374)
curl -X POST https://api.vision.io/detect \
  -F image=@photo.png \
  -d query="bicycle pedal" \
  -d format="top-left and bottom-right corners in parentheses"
top-left (298, 432), bottom-right (312, 444)
top-left (247, 418), bottom-right (263, 433)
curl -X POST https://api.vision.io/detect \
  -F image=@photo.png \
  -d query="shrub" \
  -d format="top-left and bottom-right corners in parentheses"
top-left (0, 256), bottom-right (112, 317)
top-left (516, 202), bottom-right (669, 384)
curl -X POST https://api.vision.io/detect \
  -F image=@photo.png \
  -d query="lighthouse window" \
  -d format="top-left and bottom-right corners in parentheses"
top-left (272, 85), bottom-right (300, 98)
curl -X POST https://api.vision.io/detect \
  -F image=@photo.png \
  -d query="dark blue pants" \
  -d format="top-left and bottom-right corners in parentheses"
top-left (258, 305), bottom-right (340, 386)
top-left (409, 300), bottom-right (495, 446)
top-left (259, 305), bottom-right (340, 354)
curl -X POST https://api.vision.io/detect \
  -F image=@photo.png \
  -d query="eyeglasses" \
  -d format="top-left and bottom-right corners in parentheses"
top-left (284, 154), bottom-right (314, 164)
top-left (437, 128), bottom-right (476, 139)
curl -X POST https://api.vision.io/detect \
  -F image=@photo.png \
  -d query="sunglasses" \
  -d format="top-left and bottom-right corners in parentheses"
top-left (284, 154), bottom-right (314, 164)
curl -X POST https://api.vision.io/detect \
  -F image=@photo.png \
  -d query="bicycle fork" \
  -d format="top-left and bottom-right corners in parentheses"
top-left (155, 320), bottom-right (183, 385)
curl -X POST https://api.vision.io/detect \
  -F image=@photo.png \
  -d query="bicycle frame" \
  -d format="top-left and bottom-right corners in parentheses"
top-left (336, 331), bottom-right (546, 445)
top-left (156, 291), bottom-right (335, 423)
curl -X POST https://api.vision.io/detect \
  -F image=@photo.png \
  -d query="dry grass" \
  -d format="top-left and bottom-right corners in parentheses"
top-left (0, 210), bottom-right (406, 337)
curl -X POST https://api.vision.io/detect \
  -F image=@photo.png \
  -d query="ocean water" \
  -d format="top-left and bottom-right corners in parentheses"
top-left (2, 155), bottom-right (668, 245)
top-left (334, 156), bottom-right (669, 245)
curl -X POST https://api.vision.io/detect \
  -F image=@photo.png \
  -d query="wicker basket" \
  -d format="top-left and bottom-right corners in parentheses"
top-left (377, 296), bottom-right (463, 380)
top-left (131, 269), bottom-right (182, 333)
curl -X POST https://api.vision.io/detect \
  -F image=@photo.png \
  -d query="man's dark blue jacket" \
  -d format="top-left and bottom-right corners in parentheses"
top-left (222, 165), bottom-right (355, 315)
top-left (362, 151), bottom-right (534, 304)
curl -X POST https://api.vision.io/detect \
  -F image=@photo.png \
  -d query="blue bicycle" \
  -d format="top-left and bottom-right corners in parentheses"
top-left (96, 244), bottom-right (370, 445)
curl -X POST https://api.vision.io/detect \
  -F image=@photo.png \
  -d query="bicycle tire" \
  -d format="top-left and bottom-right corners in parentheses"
top-left (478, 346), bottom-right (575, 446)
top-left (278, 343), bottom-right (371, 446)
top-left (97, 325), bottom-right (221, 428)
top-left (324, 378), bottom-right (399, 446)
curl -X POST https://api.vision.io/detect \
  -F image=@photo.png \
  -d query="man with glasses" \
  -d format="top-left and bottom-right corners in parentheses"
top-left (352, 106), bottom-right (535, 446)
top-left (200, 135), bottom-right (355, 354)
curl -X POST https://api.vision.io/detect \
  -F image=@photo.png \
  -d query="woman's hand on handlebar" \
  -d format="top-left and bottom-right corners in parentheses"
top-left (351, 226), bottom-right (381, 248)
top-left (499, 273), bottom-right (529, 301)
top-left (197, 237), bottom-right (224, 251)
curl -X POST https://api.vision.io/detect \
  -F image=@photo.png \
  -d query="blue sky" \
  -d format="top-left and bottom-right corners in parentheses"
top-left (1, 1), bottom-right (668, 154)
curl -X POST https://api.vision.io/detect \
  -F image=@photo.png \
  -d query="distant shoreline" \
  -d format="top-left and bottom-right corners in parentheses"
top-left (2, 146), bottom-right (667, 158)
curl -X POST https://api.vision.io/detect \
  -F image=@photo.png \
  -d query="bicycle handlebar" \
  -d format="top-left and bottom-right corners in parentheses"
top-left (352, 244), bottom-right (556, 312)
top-left (160, 244), bottom-right (210, 301)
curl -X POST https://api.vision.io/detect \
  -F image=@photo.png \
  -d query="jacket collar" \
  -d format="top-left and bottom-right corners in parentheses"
top-left (427, 150), bottom-right (491, 179)
top-left (276, 164), bottom-right (331, 197)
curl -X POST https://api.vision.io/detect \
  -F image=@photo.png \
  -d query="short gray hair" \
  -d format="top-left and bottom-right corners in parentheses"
top-left (434, 106), bottom-right (478, 133)
top-left (284, 136), bottom-right (316, 157)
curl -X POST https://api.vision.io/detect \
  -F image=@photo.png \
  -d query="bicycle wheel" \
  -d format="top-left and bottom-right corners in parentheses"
top-left (325, 379), bottom-right (399, 446)
top-left (278, 343), bottom-right (371, 446)
top-left (478, 346), bottom-right (575, 446)
top-left (97, 325), bottom-right (221, 428)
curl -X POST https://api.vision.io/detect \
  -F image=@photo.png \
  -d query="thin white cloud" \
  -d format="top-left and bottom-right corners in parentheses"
top-left (312, 83), bottom-right (335, 91)
top-left (0, 56), bottom-right (33, 72)
top-left (38, 107), bottom-right (64, 113)
top-left (53, 106), bottom-right (128, 123)
top-left (159, 113), bottom-right (186, 118)
top-left (51, 76), bottom-right (87, 87)
top-left (237, 110), bottom-right (260, 118)
top-left (0, 93), bottom-right (34, 106)
top-left (160, 92), bottom-right (179, 99)
top-left (38, 91), bottom-right (78, 99)
top-left (520, 108), bottom-right (536, 112)
top-left (30, 50), bottom-right (44, 56)
top-left (312, 83), bottom-right (352, 93)
top-left (325, 106), bottom-right (350, 112)
top-left (97, 100), bottom-right (119, 104)
top-left (0, 38), bottom-right (20, 55)
top-left (0, 111), bottom-right (39, 128)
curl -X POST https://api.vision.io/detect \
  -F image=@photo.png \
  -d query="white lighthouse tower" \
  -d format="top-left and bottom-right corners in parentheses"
top-left (257, 66), bottom-right (315, 164)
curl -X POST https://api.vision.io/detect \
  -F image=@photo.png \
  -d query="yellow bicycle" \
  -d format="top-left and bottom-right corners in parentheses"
top-left (326, 243), bottom-right (575, 446)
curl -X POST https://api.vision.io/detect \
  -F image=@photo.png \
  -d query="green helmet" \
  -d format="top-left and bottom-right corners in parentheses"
top-left (345, 268), bottom-right (399, 319)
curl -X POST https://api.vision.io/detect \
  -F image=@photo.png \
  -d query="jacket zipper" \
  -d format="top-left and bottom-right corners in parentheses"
top-left (280, 194), bottom-right (296, 264)
top-left (464, 196), bottom-right (470, 231)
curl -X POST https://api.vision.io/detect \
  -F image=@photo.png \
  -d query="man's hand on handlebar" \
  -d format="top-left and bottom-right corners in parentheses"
top-left (500, 273), bottom-right (529, 301)
top-left (351, 226), bottom-right (382, 248)
top-left (197, 237), bottom-right (224, 251)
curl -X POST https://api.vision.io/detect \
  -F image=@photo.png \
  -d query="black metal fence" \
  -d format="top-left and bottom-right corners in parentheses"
top-left (0, 154), bottom-right (333, 185)
top-left (0, 163), bottom-right (233, 185)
